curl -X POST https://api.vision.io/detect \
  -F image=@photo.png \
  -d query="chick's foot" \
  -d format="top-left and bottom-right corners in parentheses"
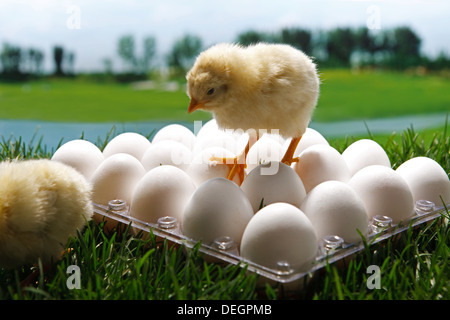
top-left (209, 140), bottom-right (250, 186)
top-left (209, 155), bottom-right (246, 186)
top-left (281, 135), bottom-right (302, 166)
top-left (227, 162), bottom-right (246, 185)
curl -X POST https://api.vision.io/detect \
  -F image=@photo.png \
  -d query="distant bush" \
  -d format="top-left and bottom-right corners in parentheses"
top-left (113, 72), bottom-right (149, 83)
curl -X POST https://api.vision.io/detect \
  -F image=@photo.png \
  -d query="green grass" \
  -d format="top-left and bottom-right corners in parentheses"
top-left (5, 225), bottom-right (258, 300)
top-left (0, 69), bottom-right (449, 123)
top-left (0, 125), bottom-right (448, 300)
top-left (315, 69), bottom-right (450, 122)
top-left (0, 78), bottom-right (210, 123)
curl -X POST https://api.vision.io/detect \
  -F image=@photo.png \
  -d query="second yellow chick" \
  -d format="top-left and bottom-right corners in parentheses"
top-left (0, 159), bottom-right (93, 269)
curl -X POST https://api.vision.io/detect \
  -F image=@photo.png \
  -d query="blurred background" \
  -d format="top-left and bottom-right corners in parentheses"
top-left (0, 0), bottom-right (449, 150)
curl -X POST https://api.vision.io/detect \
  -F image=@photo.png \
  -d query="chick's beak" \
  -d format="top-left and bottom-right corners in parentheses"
top-left (188, 98), bottom-right (205, 114)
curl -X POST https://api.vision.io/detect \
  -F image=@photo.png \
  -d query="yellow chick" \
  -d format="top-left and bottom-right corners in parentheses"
top-left (186, 43), bottom-right (320, 182)
top-left (0, 159), bottom-right (93, 269)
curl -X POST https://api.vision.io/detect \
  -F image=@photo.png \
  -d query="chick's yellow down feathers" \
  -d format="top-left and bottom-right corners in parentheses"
top-left (186, 43), bottom-right (320, 139)
top-left (0, 159), bottom-right (93, 268)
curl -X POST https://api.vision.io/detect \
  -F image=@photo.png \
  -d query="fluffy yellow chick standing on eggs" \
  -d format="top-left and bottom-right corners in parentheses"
top-left (186, 43), bottom-right (320, 182)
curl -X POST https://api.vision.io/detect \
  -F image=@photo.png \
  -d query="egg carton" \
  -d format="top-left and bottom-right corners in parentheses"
top-left (92, 199), bottom-right (448, 284)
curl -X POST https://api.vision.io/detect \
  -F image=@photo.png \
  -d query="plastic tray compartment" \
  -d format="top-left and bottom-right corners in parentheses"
top-left (92, 199), bottom-right (448, 284)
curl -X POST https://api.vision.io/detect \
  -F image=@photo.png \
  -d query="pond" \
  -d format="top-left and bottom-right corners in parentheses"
top-left (0, 112), bottom-right (447, 152)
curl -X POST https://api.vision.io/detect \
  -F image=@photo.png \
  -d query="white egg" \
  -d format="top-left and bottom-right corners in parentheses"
top-left (140, 140), bottom-right (192, 172)
top-left (342, 139), bottom-right (391, 176)
top-left (293, 144), bottom-right (351, 193)
top-left (129, 165), bottom-right (196, 224)
top-left (90, 153), bottom-right (146, 207)
top-left (261, 131), bottom-right (287, 146)
top-left (241, 161), bottom-right (306, 212)
top-left (51, 139), bottom-right (104, 180)
top-left (103, 132), bottom-right (151, 160)
top-left (293, 128), bottom-right (330, 157)
top-left (90, 153), bottom-right (146, 229)
top-left (225, 127), bottom-right (250, 143)
top-left (182, 178), bottom-right (254, 246)
top-left (246, 135), bottom-right (284, 174)
top-left (221, 127), bottom-right (253, 155)
top-left (396, 157), bottom-right (450, 206)
top-left (195, 120), bottom-right (252, 155)
top-left (151, 124), bottom-right (196, 151)
top-left (348, 165), bottom-right (414, 224)
top-left (240, 202), bottom-right (317, 271)
top-left (300, 181), bottom-right (369, 244)
top-left (186, 147), bottom-right (242, 187)
top-left (195, 119), bottom-right (219, 138)
top-left (193, 130), bottom-right (237, 155)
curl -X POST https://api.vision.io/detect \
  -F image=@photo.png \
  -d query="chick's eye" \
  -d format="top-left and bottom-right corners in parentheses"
top-left (207, 88), bottom-right (215, 95)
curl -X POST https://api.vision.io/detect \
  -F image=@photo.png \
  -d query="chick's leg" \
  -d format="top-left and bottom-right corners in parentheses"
top-left (281, 135), bottom-right (302, 166)
top-left (227, 141), bottom-right (250, 182)
top-left (209, 141), bottom-right (250, 185)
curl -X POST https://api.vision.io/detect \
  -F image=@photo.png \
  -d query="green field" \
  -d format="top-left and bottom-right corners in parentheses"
top-left (0, 69), bottom-right (449, 125)
top-left (316, 69), bottom-right (450, 121)
top-left (0, 78), bottom-right (208, 123)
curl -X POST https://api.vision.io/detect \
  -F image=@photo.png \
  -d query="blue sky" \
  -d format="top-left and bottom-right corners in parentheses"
top-left (1, 0), bottom-right (449, 72)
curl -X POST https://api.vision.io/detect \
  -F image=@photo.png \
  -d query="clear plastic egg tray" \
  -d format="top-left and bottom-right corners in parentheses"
top-left (92, 199), bottom-right (448, 284)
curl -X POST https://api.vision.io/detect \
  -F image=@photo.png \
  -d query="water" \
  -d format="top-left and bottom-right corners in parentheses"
top-left (311, 113), bottom-right (448, 137)
top-left (0, 120), bottom-right (192, 152)
top-left (0, 112), bottom-right (447, 152)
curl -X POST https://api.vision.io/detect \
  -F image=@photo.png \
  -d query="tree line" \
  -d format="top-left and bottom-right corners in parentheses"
top-left (0, 44), bottom-right (76, 81)
top-left (233, 25), bottom-right (450, 71)
top-left (1, 25), bottom-right (449, 82)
